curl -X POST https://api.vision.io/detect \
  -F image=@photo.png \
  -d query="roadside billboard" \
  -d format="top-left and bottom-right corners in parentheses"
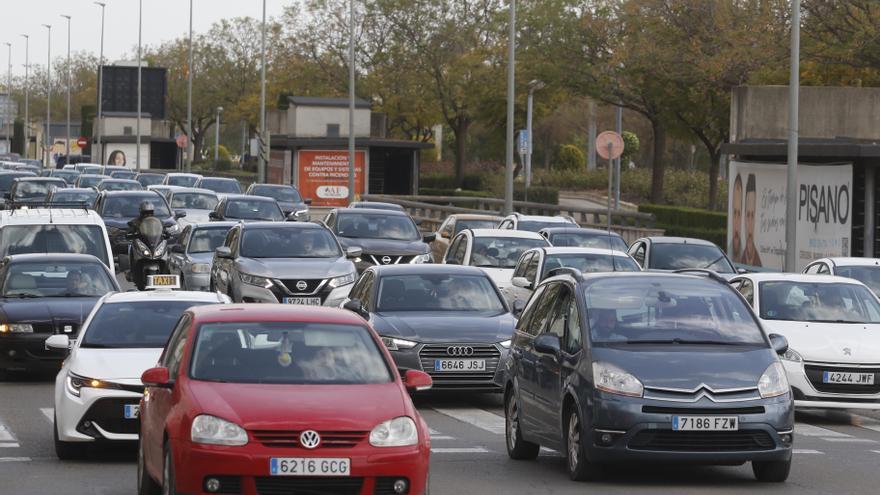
top-left (727, 160), bottom-right (852, 271)
top-left (297, 150), bottom-right (366, 207)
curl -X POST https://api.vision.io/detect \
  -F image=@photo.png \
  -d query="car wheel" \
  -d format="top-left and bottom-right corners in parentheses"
top-left (752, 459), bottom-right (791, 482)
top-left (53, 415), bottom-right (86, 460)
top-left (138, 440), bottom-right (161, 495)
top-left (504, 389), bottom-right (539, 460)
top-left (565, 407), bottom-right (602, 481)
top-left (162, 442), bottom-right (177, 495)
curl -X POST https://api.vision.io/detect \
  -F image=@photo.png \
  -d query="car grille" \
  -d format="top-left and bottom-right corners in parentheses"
top-left (641, 406), bottom-right (766, 415)
top-left (628, 430), bottom-right (775, 452)
top-left (251, 430), bottom-right (369, 449)
top-left (255, 477), bottom-right (364, 495)
top-left (365, 254), bottom-right (415, 266)
top-left (418, 344), bottom-right (500, 389)
top-left (78, 397), bottom-right (141, 436)
top-left (278, 279), bottom-right (325, 294)
top-left (804, 364), bottom-right (880, 395)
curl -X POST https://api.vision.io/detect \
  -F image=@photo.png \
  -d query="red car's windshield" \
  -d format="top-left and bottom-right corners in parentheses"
top-left (189, 322), bottom-right (393, 385)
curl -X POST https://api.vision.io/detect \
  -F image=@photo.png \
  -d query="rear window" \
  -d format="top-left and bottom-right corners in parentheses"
top-left (252, 185), bottom-right (302, 203)
top-left (550, 232), bottom-right (628, 251)
top-left (0, 225), bottom-right (110, 268)
top-left (101, 195), bottom-right (171, 218)
top-left (649, 243), bottom-right (734, 273)
top-left (225, 199), bottom-right (283, 221)
top-left (171, 192), bottom-right (218, 210)
top-left (200, 179), bottom-right (242, 194)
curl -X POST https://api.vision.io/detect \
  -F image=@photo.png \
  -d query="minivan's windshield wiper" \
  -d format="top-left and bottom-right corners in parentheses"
top-left (808, 319), bottom-right (867, 324)
top-left (2, 293), bottom-right (41, 298)
top-left (624, 338), bottom-right (749, 346)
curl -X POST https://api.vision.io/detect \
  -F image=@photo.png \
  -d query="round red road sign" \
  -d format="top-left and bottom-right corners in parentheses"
top-left (596, 131), bottom-right (624, 160)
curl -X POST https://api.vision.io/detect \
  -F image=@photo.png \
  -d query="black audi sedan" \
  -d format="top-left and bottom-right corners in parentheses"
top-left (323, 207), bottom-right (434, 272)
top-left (0, 253), bottom-right (120, 377)
top-left (503, 270), bottom-right (793, 482)
top-left (341, 264), bottom-right (516, 391)
top-left (209, 194), bottom-right (285, 222)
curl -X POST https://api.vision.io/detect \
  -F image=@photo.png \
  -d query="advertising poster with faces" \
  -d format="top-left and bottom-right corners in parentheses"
top-left (727, 161), bottom-right (852, 271)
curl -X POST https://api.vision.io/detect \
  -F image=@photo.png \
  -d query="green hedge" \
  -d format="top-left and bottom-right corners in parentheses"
top-left (418, 188), bottom-right (489, 198)
top-left (515, 186), bottom-right (559, 205)
top-left (420, 174), bottom-right (486, 191)
top-left (639, 204), bottom-right (726, 246)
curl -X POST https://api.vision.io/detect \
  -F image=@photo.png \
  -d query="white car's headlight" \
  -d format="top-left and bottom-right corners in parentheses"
top-left (328, 272), bottom-right (357, 288)
top-left (65, 372), bottom-right (114, 398)
top-left (410, 253), bottom-right (432, 264)
top-left (191, 263), bottom-right (212, 274)
top-left (498, 339), bottom-right (511, 349)
top-left (0, 323), bottom-right (33, 333)
top-left (593, 361), bottom-right (643, 397)
top-left (781, 348), bottom-right (803, 363)
top-left (381, 336), bottom-right (418, 351)
top-left (240, 273), bottom-right (273, 288)
top-left (758, 362), bottom-right (789, 398)
top-left (191, 414), bottom-right (248, 446)
top-left (369, 416), bottom-right (418, 447)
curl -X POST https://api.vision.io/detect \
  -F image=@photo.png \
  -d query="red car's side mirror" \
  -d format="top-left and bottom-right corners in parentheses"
top-left (403, 369), bottom-right (433, 392)
top-left (141, 367), bottom-right (173, 388)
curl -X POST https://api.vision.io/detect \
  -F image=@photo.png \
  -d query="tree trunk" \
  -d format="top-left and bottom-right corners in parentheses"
top-left (650, 120), bottom-right (666, 203)
top-left (452, 119), bottom-right (470, 187)
top-left (707, 147), bottom-right (721, 210)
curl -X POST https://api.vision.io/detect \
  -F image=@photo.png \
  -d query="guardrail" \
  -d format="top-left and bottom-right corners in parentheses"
top-left (361, 194), bottom-right (664, 244)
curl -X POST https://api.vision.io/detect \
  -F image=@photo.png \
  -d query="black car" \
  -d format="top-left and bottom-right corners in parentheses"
top-left (42, 169), bottom-right (81, 185)
top-left (0, 253), bottom-right (120, 377)
top-left (0, 171), bottom-right (37, 201)
top-left (342, 264), bottom-right (515, 391)
top-left (503, 270), bottom-right (793, 482)
top-left (246, 183), bottom-right (311, 218)
top-left (209, 194), bottom-right (285, 222)
top-left (47, 188), bottom-right (99, 208)
top-left (74, 174), bottom-right (105, 189)
top-left (539, 227), bottom-right (628, 252)
top-left (323, 207), bottom-right (434, 272)
top-left (94, 191), bottom-right (185, 258)
top-left (6, 177), bottom-right (68, 205)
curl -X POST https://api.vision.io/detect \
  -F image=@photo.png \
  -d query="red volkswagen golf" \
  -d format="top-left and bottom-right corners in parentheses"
top-left (137, 304), bottom-right (432, 495)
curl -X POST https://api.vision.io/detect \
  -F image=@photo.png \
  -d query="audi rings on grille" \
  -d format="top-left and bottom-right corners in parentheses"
top-left (446, 346), bottom-right (475, 357)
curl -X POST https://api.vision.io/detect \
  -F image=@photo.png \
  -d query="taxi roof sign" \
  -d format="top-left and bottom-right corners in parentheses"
top-left (145, 274), bottom-right (181, 290)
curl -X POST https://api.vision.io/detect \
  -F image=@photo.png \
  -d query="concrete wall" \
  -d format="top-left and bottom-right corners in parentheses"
top-left (100, 116), bottom-right (152, 137)
top-left (290, 106), bottom-right (371, 137)
top-left (731, 86), bottom-right (880, 142)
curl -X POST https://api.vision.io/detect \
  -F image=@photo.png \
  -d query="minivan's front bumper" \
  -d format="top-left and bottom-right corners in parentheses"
top-left (585, 391), bottom-right (793, 464)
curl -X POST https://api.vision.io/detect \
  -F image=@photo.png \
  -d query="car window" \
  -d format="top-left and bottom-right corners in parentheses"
top-left (834, 265), bottom-right (880, 294)
top-left (200, 179), bottom-right (241, 194)
top-left (549, 232), bottom-right (628, 251)
top-left (469, 237), bottom-right (548, 269)
top-left (349, 271), bottom-right (372, 303)
top-left (527, 283), bottom-right (562, 335)
top-left (546, 284), bottom-right (573, 339)
top-left (336, 213), bottom-right (420, 241)
top-left (225, 199), bottom-right (283, 221)
top-left (804, 264), bottom-right (820, 274)
top-left (758, 281), bottom-right (880, 323)
top-left (163, 314), bottom-right (192, 380)
top-left (738, 279), bottom-right (754, 306)
top-left (631, 242), bottom-right (646, 266)
top-left (818, 264), bottom-right (830, 274)
top-left (324, 212), bottom-right (337, 230)
top-left (376, 274), bottom-right (505, 313)
top-left (543, 253), bottom-right (640, 275)
top-left (101, 194), bottom-right (171, 218)
top-left (252, 185), bottom-right (302, 202)
top-left (170, 192), bottom-right (218, 210)
top-left (441, 218), bottom-right (454, 237)
top-left (0, 225), bottom-right (111, 268)
top-left (516, 285), bottom-right (546, 334)
top-left (240, 228), bottom-right (341, 258)
top-left (81, 300), bottom-right (216, 348)
top-left (455, 219), bottom-right (498, 234)
top-left (189, 227), bottom-right (232, 254)
top-left (649, 243), bottom-right (735, 273)
top-left (516, 221), bottom-right (573, 232)
top-left (513, 252), bottom-right (533, 278)
top-left (446, 235), bottom-right (465, 264)
top-left (565, 296), bottom-right (582, 352)
top-left (2, 261), bottom-right (116, 297)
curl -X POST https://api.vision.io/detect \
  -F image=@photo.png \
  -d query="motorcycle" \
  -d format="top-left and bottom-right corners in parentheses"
top-left (127, 216), bottom-right (171, 290)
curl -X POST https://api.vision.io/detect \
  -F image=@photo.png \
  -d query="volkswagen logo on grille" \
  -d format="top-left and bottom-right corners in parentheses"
top-left (381, 256), bottom-right (392, 265)
top-left (300, 430), bottom-right (321, 449)
top-left (446, 346), bottom-right (474, 357)
top-left (295, 280), bottom-right (308, 291)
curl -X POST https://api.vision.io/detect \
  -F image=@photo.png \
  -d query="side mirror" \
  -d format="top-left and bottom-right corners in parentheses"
top-left (512, 299), bottom-right (525, 316)
top-left (304, 198), bottom-right (313, 205)
top-left (209, 211), bottom-right (220, 220)
top-left (45, 334), bottom-right (71, 351)
top-left (215, 246), bottom-right (233, 259)
top-left (346, 247), bottom-right (363, 259)
top-left (174, 210), bottom-right (187, 219)
top-left (403, 369), bottom-right (433, 392)
top-left (534, 333), bottom-right (561, 356)
top-left (141, 367), bottom-right (173, 388)
top-left (768, 334), bottom-right (789, 355)
top-left (511, 277), bottom-right (533, 290)
top-left (343, 298), bottom-right (369, 319)
top-left (422, 233), bottom-right (437, 244)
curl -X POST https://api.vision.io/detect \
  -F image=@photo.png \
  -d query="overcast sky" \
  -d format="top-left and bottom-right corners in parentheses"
top-left (1, 0), bottom-right (290, 76)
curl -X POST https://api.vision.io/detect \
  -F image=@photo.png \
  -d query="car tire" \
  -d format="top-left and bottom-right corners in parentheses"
top-left (752, 459), bottom-right (791, 482)
top-left (137, 440), bottom-right (161, 495)
top-left (53, 415), bottom-right (87, 461)
top-left (162, 441), bottom-right (177, 495)
top-left (565, 407), bottom-right (602, 481)
top-left (504, 389), bottom-right (539, 460)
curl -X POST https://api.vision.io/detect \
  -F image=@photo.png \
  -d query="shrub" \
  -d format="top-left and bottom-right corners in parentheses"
top-left (639, 204), bottom-right (727, 246)
top-left (420, 174), bottom-right (485, 190)
top-left (621, 131), bottom-right (640, 164)
top-left (556, 144), bottom-right (586, 171)
top-left (515, 186), bottom-right (559, 205)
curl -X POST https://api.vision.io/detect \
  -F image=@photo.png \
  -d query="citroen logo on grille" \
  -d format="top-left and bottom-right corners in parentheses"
top-left (447, 346), bottom-right (474, 357)
top-left (295, 280), bottom-right (308, 291)
top-left (300, 430), bottom-right (321, 449)
top-left (381, 256), bottom-right (392, 265)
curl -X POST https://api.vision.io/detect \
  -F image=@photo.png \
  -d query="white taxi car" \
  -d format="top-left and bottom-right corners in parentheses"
top-left (48, 289), bottom-right (229, 459)
top-left (731, 272), bottom-right (880, 409)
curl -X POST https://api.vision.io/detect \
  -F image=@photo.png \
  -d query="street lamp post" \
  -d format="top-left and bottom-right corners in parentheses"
top-left (504, 0), bottom-right (516, 215)
top-left (61, 15), bottom-right (71, 162)
top-left (42, 23), bottom-right (51, 169)
top-left (258, 0), bottom-right (267, 183)
top-left (347, 0), bottom-right (356, 203)
top-left (186, 0), bottom-right (193, 173)
top-left (136, 0), bottom-right (142, 171)
top-left (214, 106), bottom-right (223, 164)
top-left (526, 79), bottom-right (545, 200)
top-left (784, 0), bottom-right (800, 272)
top-left (4, 43), bottom-right (11, 154)
top-left (94, 2), bottom-right (106, 165)
top-left (19, 34), bottom-right (29, 158)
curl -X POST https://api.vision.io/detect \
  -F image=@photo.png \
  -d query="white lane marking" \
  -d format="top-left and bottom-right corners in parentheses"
top-left (431, 447), bottom-right (490, 454)
top-left (793, 449), bottom-right (824, 454)
top-left (795, 423), bottom-right (851, 438)
top-left (431, 435), bottom-right (455, 440)
top-left (433, 408), bottom-right (505, 435)
top-left (428, 428), bottom-right (441, 435)
top-left (822, 437), bottom-right (876, 443)
top-left (0, 457), bottom-right (30, 463)
top-left (870, 450), bottom-right (880, 454)
top-left (40, 408), bottom-right (54, 423)
top-left (0, 443), bottom-right (20, 448)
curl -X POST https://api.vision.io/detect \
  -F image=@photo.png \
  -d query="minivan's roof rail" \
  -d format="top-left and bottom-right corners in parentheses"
top-left (673, 268), bottom-right (729, 284)
top-left (6, 201), bottom-right (91, 211)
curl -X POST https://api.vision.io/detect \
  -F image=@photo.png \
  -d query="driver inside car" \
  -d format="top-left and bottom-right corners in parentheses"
top-left (66, 270), bottom-right (88, 294)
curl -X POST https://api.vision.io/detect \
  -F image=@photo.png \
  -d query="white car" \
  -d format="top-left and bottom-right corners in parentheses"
top-left (731, 272), bottom-right (880, 410)
top-left (497, 212), bottom-right (577, 232)
top-left (48, 290), bottom-right (229, 459)
top-left (804, 257), bottom-right (880, 295)
top-left (442, 228), bottom-right (549, 290)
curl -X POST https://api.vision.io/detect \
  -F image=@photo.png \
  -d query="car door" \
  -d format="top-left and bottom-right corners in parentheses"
top-left (432, 217), bottom-right (455, 261)
top-left (504, 252), bottom-right (533, 307)
top-left (510, 283), bottom-right (547, 433)
top-left (169, 225), bottom-right (192, 276)
top-left (518, 283), bottom-right (562, 436)
top-left (533, 283), bottom-right (577, 439)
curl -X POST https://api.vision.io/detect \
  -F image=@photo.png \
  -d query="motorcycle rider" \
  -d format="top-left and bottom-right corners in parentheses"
top-left (126, 201), bottom-right (167, 289)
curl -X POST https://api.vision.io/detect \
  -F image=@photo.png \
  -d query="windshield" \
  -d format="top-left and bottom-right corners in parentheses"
top-left (225, 199), bottom-right (283, 221)
top-left (0, 225), bottom-right (110, 268)
top-left (585, 277), bottom-right (765, 345)
top-left (252, 185), bottom-right (302, 203)
top-left (835, 266), bottom-right (880, 295)
top-left (75, 165), bottom-right (103, 174)
top-left (377, 273), bottom-right (505, 312)
top-left (543, 253), bottom-right (640, 275)
top-left (77, 176), bottom-right (103, 188)
top-left (550, 232), bottom-right (628, 251)
top-left (99, 180), bottom-right (142, 191)
top-left (517, 220), bottom-right (572, 232)
top-left (759, 281), bottom-right (880, 323)
top-left (110, 172), bottom-right (137, 180)
top-left (171, 192), bottom-right (218, 210)
top-left (81, 300), bottom-right (214, 349)
top-left (189, 322), bottom-right (392, 385)
top-left (470, 237), bottom-right (548, 268)
top-left (241, 228), bottom-right (341, 258)
top-left (0, 174), bottom-right (34, 192)
top-left (52, 171), bottom-right (80, 184)
top-left (50, 190), bottom-right (97, 205)
top-left (456, 219), bottom-right (500, 234)
top-left (200, 178), bottom-right (241, 194)
top-left (101, 195), bottom-right (171, 218)
top-left (3, 261), bottom-right (116, 298)
top-left (167, 175), bottom-right (199, 187)
top-left (649, 243), bottom-right (734, 273)
top-left (337, 213), bottom-right (420, 241)
top-left (137, 174), bottom-right (165, 186)
top-left (13, 180), bottom-right (65, 200)
top-left (188, 228), bottom-right (230, 254)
